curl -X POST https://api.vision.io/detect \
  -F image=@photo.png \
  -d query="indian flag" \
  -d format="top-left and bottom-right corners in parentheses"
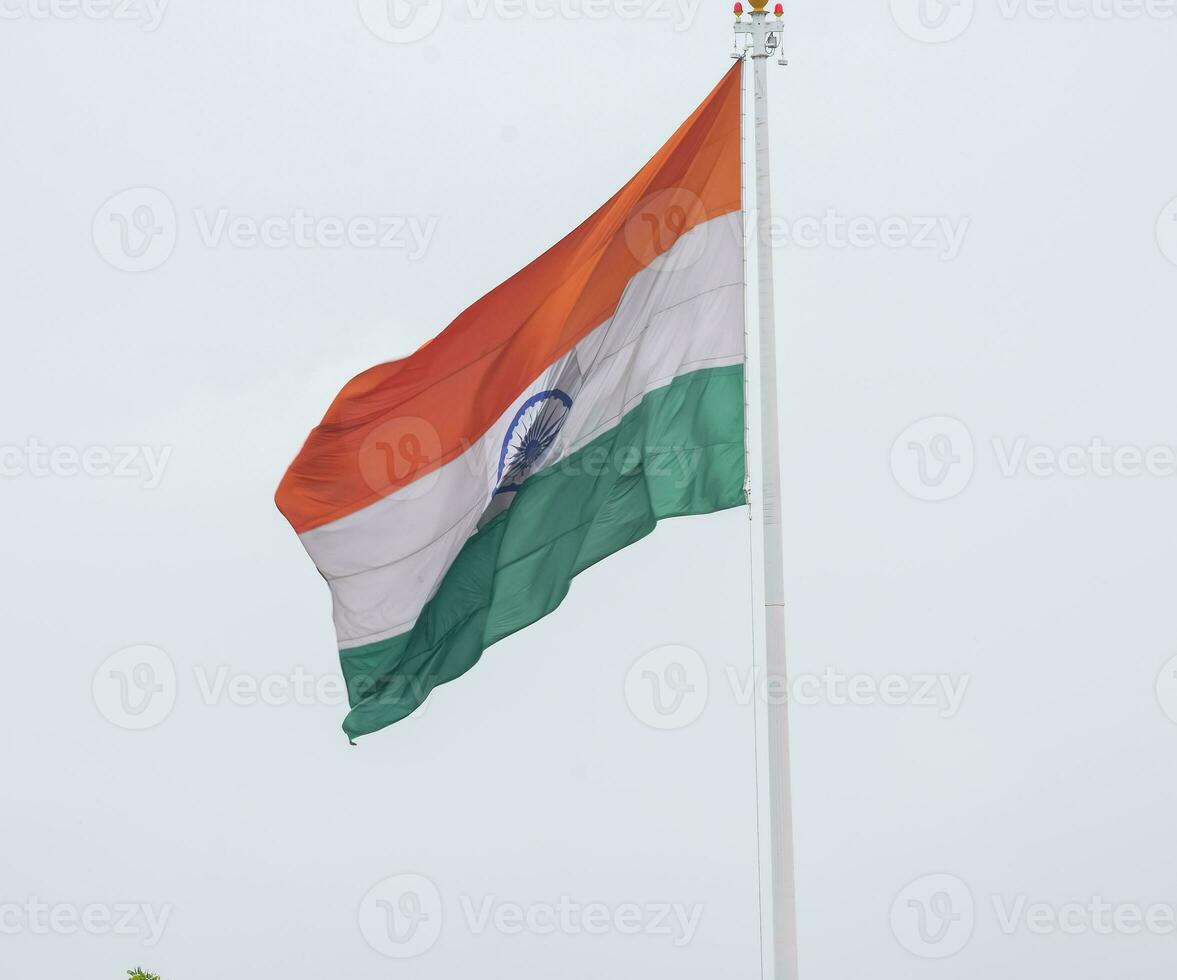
top-left (276, 64), bottom-right (746, 741)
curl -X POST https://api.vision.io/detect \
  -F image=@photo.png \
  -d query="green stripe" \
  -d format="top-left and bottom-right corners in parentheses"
top-left (339, 363), bottom-right (746, 741)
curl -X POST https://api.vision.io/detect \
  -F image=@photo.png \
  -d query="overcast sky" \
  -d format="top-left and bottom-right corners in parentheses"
top-left (2, 1), bottom-right (1176, 978)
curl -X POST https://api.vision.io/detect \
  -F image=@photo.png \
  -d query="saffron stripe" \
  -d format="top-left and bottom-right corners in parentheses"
top-left (276, 63), bottom-right (742, 533)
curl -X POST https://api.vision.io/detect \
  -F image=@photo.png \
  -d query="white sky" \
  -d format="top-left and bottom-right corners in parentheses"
top-left (2, 1), bottom-right (1176, 978)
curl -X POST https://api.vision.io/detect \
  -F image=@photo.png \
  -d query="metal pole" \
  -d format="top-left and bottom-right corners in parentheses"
top-left (734, 6), bottom-right (798, 977)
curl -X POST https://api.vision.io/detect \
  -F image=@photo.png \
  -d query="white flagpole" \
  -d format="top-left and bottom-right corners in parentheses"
top-left (733, 5), bottom-right (798, 978)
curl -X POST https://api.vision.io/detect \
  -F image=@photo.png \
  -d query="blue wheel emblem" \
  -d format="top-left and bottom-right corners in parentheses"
top-left (495, 388), bottom-right (573, 494)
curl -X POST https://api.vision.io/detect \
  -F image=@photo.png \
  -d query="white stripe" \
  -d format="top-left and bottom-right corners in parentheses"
top-left (298, 212), bottom-right (744, 648)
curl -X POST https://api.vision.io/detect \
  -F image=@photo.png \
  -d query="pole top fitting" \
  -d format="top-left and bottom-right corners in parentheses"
top-left (732, 0), bottom-right (786, 63)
